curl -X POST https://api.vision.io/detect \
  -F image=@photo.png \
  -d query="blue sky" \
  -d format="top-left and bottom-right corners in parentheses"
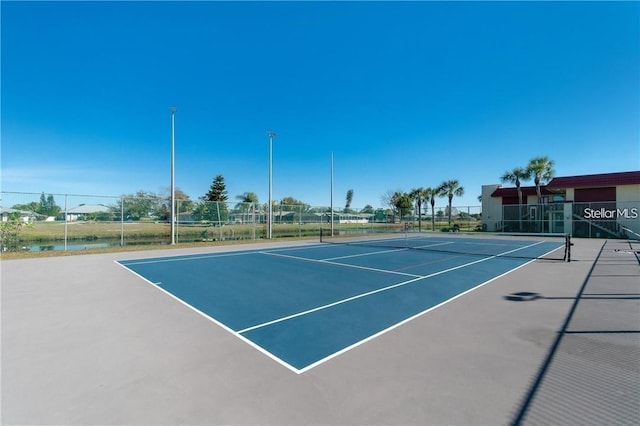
top-left (2, 1), bottom-right (639, 209)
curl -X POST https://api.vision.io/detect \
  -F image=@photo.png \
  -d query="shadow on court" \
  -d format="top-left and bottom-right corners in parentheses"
top-left (508, 239), bottom-right (640, 425)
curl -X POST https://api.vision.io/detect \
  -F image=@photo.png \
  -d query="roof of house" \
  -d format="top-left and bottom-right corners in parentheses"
top-left (491, 186), bottom-right (554, 198)
top-left (67, 204), bottom-right (112, 214)
top-left (491, 171), bottom-right (640, 197)
top-left (546, 171), bottom-right (640, 189)
top-left (0, 208), bottom-right (37, 216)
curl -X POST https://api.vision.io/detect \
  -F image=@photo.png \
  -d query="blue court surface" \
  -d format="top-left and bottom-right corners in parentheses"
top-left (117, 235), bottom-right (565, 374)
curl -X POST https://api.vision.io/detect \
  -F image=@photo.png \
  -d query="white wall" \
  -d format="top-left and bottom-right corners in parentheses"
top-left (481, 184), bottom-right (502, 231)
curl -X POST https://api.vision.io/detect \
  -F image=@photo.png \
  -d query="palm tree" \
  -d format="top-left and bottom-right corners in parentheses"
top-left (410, 187), bottom-right (429, 232)
top-left (438, 180), bottom-right (465, 226)
top-left (527, 157), bottom-right (555, 204)
top-left (501, 167), bottom-right (530, 206)
top-left (235, 192), bottom-right (259, 223)
top-left (425, 187), bottom-right (439, 231)
top-left (501, 167), bottom-right (531, 231)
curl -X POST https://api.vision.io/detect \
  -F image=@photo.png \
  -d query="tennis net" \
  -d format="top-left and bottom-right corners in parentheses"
top-left (319, 229), bottom-right (572, 262)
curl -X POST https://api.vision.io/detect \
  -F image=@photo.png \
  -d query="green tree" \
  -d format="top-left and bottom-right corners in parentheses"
top-left (345, 189), bottom-right (354, 212)
top-left (175, 189), bottom-right (193, 214)
top-left (501, 167), bottom-right (531, 207)
top-left (278, 197), bottom-right (309, 222)
top-left (157, 188), bottom-right (193, 221)
top-left (361, 204), bottom-right (374, 214)
top-left (235, 192), bottom-right (259, 223)
top-left (410, 187), bottom-right (429, 232)
top-left (203, 175), bottom-right (229, 202)
top-left (0, 212), bottom-right (29, 251)
top-left (121, 190), bottom-right (162, 221)
top-left (527, 156), bottom-right (555, 204)
top-left (501, 166), bottom-right (531, 230)
top-left (235, 192), bottom-right (259, 205)
top-left (373, 208), bottom-right (387, 223)
top-left (425, 187), bottom-right (440, 231)
top-left (438, 180), bottom-right (465, 225)
top-left (12, 202), bottom-right (39, 213)
top-left (38, 193), bottom-right (61, 217)
top-left (197, 175), bottom-right (229, 223)
top-left (390, 191), bottom-right (413, 220)
top-left (279, 196), bottom-right (306, 206)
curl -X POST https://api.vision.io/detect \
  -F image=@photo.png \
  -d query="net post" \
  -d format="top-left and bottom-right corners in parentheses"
top-left (320, 227), bottom-right (324, 243)
top-left (566, 234), bottom-right (572, 262)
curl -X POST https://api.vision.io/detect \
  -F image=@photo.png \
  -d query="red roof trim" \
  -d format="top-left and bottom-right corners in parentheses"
top-left (546, 171), bottom-right (640, 189)
top-left (491, 186), bottom-right (553, 198)
top-left (492, 171), bottom-right (640, 197)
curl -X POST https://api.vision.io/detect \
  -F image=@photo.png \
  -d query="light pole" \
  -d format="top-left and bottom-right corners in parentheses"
top-left (169, 107), bottom-right (176, 245)
top-left (267, 131), bottom-right (277, 239)
top-left (330, 152), bottom-right (334, 236)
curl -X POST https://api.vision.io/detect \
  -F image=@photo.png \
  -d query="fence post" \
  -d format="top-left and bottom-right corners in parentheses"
top-left (120, 197), bottom-right (124, 246)
top-left (64, 194), bottom-right (68, 251)
top-left (216, 202), bottom-right (222, 240)
top-left (176, 199), bottom-right (180, 243)
top-left (251, 202), bottom-right (256, 240)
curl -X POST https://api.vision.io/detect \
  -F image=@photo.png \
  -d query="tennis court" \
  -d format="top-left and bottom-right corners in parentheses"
top-left (117, 233), bottom-right (569, 373)
top-left (3, 235), bottom-right (637, 425)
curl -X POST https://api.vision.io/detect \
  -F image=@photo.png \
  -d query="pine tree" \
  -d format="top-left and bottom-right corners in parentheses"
top-left (196, 175), bottom-right (229, 223)
top-left (345, 189), bottom-right (354, 211)
top-left (204, 175), bottom-right (228, 202)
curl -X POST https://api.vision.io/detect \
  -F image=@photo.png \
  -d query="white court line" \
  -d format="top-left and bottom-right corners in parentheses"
top-left (119, 243), bottom-right (332, 266)
top-left (295, 255), bottom-right (541, 374)
top-left (322, 241), bottom-right (455, 261)
top-left (120, 250), bottom-right (261, 265)
top-left (238, 241), bottom-right (546, 334)
top-left (259, 251), bottom-right (423, 278)
top-left (114, 260), bottom-right (303, 374)
top-left (323, 247), bottom-right (408, 260)
top-left (117, 239), bottom-right (555, 375)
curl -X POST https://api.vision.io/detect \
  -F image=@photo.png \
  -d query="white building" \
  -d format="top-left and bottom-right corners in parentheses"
top-left (482, 171), bottom-right (640, 238)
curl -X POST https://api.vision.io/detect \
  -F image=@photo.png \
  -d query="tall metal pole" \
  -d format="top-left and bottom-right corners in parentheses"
top-left (267, 131), bottom-right (276, 239)
top-left (331, 152), bottom-right (334, 236)
top-left (169, 107), bottom-right (176, 245)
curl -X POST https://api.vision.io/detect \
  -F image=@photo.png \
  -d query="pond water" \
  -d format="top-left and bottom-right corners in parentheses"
top-left (27, 242), bottom-right (123, 252)
top-left (23, 239), bottom-right (175, 252)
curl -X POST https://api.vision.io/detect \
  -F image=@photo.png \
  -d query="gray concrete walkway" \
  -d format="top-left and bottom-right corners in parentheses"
top-left (514, 238), bottom-right (640, 425)
top-left (1, 238), bottom-right (638, 425)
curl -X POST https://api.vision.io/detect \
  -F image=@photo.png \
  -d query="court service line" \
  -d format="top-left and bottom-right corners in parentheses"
top-left (259, 251), bottom-right (424, 278)
top-left (323, 247), bottom-right (409, 260)
top-left (296, 254), bottom-right (540, 374)
top-left (238, 241), bottom-right (546, 334)
top-left (322, 242), bottom-right (455, 261)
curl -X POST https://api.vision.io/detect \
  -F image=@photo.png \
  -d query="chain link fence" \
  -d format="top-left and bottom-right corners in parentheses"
top-left (1, 191), bottom-right (483, 252)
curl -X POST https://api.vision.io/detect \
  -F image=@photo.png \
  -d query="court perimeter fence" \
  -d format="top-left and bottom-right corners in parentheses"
top-left (0, 191), bottom-right (482, 252)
